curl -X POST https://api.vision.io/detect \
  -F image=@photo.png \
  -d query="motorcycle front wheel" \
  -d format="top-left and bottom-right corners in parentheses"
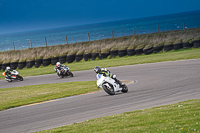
top-left (57, 73), bottom-right (64, 78)
top-left (121, 84), bottom-right (128, 93)
top-left (68, 71), bottom-right (73, 77)
top-left (18, 75), bottom-right (23, 81)
top-left (102, 85), bottom-right (115, 95)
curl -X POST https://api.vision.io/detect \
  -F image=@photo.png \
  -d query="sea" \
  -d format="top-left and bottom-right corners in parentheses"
top-left (0, 10), bottom-right (200, 52)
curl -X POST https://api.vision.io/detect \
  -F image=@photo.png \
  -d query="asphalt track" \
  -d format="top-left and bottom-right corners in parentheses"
top-left (0, 59), bottom-right (200, 133)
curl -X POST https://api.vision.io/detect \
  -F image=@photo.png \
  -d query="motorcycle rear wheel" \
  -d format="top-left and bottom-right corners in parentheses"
top-left (102, 85), bottom-right (115, 95)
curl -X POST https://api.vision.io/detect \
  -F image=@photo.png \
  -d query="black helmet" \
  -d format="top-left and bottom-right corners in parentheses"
top-left (94, 66), bottom-right (101, 73)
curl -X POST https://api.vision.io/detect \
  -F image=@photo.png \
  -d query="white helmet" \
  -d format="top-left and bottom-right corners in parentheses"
top-left (56, 62), bottom-right (61, 67)
top-left (6, 66), bottom-right (11, 71)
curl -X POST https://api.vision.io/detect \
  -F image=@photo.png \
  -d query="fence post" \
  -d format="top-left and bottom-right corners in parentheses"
top-left (66, 35), bottom-right (68, 44)
top-left (183, 20), bottom-right (185, 31)
top-left (45, 37), bottom-right (47, 47)
top-left (13, 42), bottom-right (15, 50)
top-left (30, 40), bottom-right (32, 48)
top-left (88, 33), bottom-right (90, 41)
top-left (133, 27), bottom-right (135, 35)
top-left (157, 24), bottom-right (159, 32)
top-left (111, 30), bottom-right (114, 38)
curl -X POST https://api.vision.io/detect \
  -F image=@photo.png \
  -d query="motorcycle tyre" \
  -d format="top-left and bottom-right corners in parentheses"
top-left (57, 73), bottom-right (64, 78)
top-left (121, 84), bottom-right (128, 93)
top-left (18, 75), bottom-right (23, 81)
top-left (102, 85), bottom-right (115, 95)
top-left (69, 72), bottom-right (73, 77)
top-left (60, 74), bottom-right (64, 78)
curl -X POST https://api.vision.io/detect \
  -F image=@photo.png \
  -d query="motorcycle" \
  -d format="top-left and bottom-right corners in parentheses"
top-left (96, 74), bottom-right (128, 95)
top-left (2, 70), bottom-right (23, 82)
top-left (56, 66), bottom-right (73, 78)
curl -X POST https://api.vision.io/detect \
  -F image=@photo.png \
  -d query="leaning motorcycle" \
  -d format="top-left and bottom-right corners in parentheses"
top-left (2, 70), bottom-right (23, 82)
top-left (56, 66), bottom-right (73, 78)
top-left (96, 74), bottom-right (128, 95)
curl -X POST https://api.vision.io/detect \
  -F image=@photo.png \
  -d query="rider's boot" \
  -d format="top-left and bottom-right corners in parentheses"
top-left (6, 76), bottom-right (11, 81)
top-left (114, 78), bottom-right (124, 87)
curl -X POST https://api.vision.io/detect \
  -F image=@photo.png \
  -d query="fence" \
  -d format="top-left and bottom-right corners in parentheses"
top-left (6, 19), bottom-right (199, 51)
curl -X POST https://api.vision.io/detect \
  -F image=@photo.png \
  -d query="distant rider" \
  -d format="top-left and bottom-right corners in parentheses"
top-left (54, 62), bottom-right (68, 73)
top-left (94, 66), bottom-right (124, 86)
top-left (5, 66), bottom-right (13, 79)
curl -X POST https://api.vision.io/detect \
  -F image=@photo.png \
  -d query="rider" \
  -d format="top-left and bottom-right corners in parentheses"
top-left (5, 66), bottom-right (13, 79)
top-left (94, 66), bottom-right (124, 86)
top-left (54, 62), bottom-right (67, 72)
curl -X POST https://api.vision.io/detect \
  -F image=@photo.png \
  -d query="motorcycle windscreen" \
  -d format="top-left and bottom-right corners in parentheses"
top-left (96, 74), bottom-right (102, 80)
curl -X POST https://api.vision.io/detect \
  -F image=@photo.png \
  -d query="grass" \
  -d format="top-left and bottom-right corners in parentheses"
top-left (36, 99), bottom-right (200, 133)
top-left (1, 47), bottom-right (200, 80)
top-left (0, 81), bottom-right (98, 111)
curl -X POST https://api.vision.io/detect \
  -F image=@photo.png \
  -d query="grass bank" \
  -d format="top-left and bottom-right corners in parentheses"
top-left (37, 99), bottom-right (200, 133)
top-left (0, 28), bottom-right (200, 64)
top-left (1, 47), bottom-right (200, 80)
top-left (0, 81), bottom-right (98, 111)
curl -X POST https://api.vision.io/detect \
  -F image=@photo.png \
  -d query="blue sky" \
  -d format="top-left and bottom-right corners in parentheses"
top-left (0, 0), bottom-right (200, 34)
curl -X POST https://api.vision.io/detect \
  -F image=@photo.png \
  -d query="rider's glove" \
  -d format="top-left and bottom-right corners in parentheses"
top-left (112, 74), bottom-right (116, 79)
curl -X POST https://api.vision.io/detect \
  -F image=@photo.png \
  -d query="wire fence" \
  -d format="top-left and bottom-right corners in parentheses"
top-left (7, 18), bottom-right (200, 51)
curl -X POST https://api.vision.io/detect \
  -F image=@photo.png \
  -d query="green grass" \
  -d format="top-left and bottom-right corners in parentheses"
top-left (36, 99), bottom-right (200, 133)
top-left (0, 81), bottom-right (99, 111)
top-left (1, 48), bottom-right (200, 80)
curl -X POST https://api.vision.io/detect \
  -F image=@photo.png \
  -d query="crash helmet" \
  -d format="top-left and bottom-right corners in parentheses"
top-left (94, 66), bottom-right (101, 73)
top-left (56, 62), bottom-right (61, 67)
top-left (6, 66), bottom-right (11, 71)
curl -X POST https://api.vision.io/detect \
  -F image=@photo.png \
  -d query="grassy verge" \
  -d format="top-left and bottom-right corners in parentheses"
top-left (37, 99), bottom-right (200, 133)
top-left (0, 81), bottom-right (98, 111)
top-left (1, 48), bottom-right (200, 80)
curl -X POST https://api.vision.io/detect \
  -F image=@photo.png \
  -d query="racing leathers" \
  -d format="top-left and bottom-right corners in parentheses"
top-left (5, 69), bottom-right (13, 79)
top-left (54, 64), bottom-right (67, 73)
top-left (98, 68), bottom-right (124, 86)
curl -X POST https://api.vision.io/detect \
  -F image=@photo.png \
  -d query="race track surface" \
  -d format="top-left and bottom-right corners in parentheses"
top-left (0, 59), bottom-right (200, 133)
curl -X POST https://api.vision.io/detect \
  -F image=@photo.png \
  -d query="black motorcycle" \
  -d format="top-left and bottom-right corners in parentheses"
top-left (57, 66), bottom-right (73, 78)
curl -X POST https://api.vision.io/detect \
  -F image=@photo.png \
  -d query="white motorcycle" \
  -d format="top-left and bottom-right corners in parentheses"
top-left (96, 74), bottom-right (128, 95)
top-left (56, 66), bottom-right (73, 78)
top-left (2, 70), bottom-right (23, 82)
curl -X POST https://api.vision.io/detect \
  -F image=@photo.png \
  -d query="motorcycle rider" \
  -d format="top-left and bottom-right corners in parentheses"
top-left (5, 66), bottom-right (13, 79)
top-left (54, 62), bottom-right (69, 73)
top-left (94, 66), bottom-right (124, 86)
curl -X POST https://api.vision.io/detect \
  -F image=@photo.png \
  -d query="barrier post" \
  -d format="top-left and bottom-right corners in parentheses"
top-left (13, 42), bottom-right (15, 50)
top-left (133, 27), bottom-right (135, 35)
top-left (88, 33), bottom-right (90, 41)
top-left (45, 37), bottom-right (47, 47)
top-left (30, 40), bottom-right (32, 48)
top-left (111, 30), bottom-right (114, 38)
top-left (157, 24), bottom-right (160, 32)
top-left (66, 35), bottom-right (68, 44)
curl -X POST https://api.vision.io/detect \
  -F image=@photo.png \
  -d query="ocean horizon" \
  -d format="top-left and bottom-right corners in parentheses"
top-left (0, 10), bottom-right (200, 52)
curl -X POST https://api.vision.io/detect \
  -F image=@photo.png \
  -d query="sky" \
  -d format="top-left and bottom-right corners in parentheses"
top-left (0, 0), bottom-right (200, 34)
